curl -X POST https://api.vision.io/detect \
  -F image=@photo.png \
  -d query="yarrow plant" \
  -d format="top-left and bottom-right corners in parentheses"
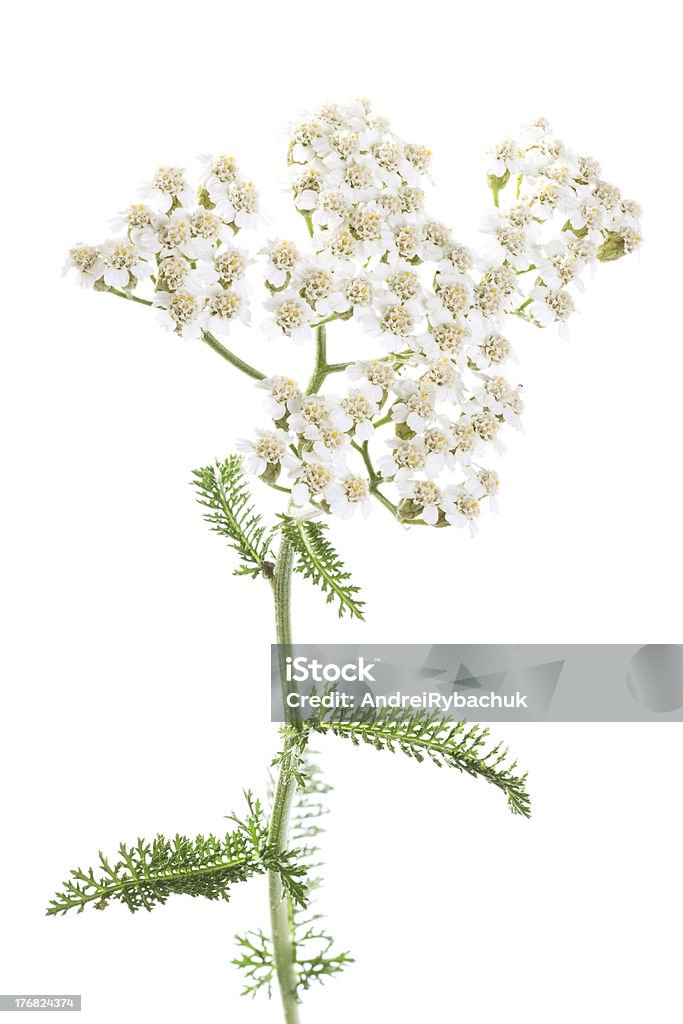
top-left (57, 100), bottom-right (641, 1022)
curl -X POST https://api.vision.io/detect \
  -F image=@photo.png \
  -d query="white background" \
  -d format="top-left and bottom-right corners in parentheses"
top-left (2, 1), bottom-right (682, 1021)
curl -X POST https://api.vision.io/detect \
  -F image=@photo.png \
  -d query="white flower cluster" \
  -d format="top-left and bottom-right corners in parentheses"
top-left (64, 156), bottom-right (260, 339)
top-left (65, 101), bottom-right (641, 533)
top-left (484, 117), bottom-right (643, 337)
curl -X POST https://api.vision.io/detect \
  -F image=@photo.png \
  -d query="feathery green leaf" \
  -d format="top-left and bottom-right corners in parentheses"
top-left (306, 708), bottom-right (531, 817)
top-left (193, 455), bottom-right (276, 578)
top-left (48, 793), bottom-right (307, 917)
top-left (278, 515), bottom-right (365, 619)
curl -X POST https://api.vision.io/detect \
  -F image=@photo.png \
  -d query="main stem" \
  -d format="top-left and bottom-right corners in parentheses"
top-left (268, 318), bottom-right (341, 1020)
top-left (266, 316), bottom-right (412, 1022)
top-left (268, 534), bottom-right (301, 1024)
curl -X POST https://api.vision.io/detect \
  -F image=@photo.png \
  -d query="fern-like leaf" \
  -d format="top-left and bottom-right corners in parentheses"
top-left (292, 926), bottom-right (354, 991)
top-left (288, 758), bottom-right (354, 990)
top-left (233, 929), bottom-right (275, 997)
top-left (234, 757), bottom-right (353, 998)
top-left (278, 515), bottom-right (365, 619)
top-left (306, 708), bottom-right (531, 817)
top-left (48, 793), bottom-right (307, 916)
top-left (193, 456), bottom-right (276, 578)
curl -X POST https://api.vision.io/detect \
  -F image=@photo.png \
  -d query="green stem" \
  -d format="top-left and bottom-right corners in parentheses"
top-left (488, 170), bottom-right (509, 208)
top-left (305, 326), bottom-right (351, 395)
top-left (311, 314), bottom-right (339, 328)
top-left (306, 325), bottom-right (328, 394)
top-left (353, 440), bottom-right (379, 484)
top-left (201, 330), bottom-right (266, 381)
top-left (349, 441), bottom-right (427, 525)
top-left (106, 286), bottom-right (153, 306)
top-left (372, 409), bottom-right (395, 429)
top-left (104, 287), bottom-right (267, 381)
top-left (371, 486), bottom-right (401, 517)
top-left (268, 535), bottom-right (301, 1024)
top-left (511, 297), bottom-right (534, 323)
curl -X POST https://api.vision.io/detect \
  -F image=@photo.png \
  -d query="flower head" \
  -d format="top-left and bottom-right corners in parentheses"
top-left (66, 102), bottom-right (642, 532)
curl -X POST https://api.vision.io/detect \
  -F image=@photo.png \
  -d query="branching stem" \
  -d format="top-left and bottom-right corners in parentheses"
top-left (352, 440), bottom-right (427, 526)
top-left (372, 410), bottom-right (394, 429)
top-left (305, 325), bottom-right (348, 394)
top-left (311, 313), bottom-right (341, 329)
top-left (511, 297), bottom-right (535, 324)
